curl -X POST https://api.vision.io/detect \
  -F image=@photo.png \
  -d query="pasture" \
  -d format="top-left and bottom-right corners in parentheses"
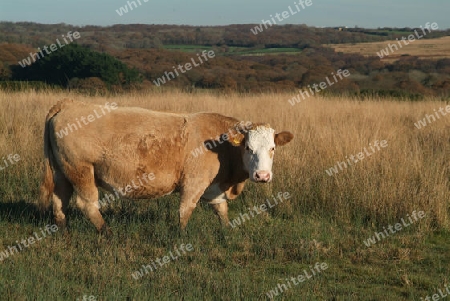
top-left (326, 36), bottom-right (450, 61)
top-left (163, 44), bottom-right (303, 56)
top-left (0, 90), bottom-right (449, 300)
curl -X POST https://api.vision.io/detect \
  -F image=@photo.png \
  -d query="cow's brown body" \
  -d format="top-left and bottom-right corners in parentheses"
top-left (39, 99), bottom-right (292, 233)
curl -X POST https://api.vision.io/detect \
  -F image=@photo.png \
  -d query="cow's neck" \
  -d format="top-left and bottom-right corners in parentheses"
top-left (219, 144), bottom-right (248, 200)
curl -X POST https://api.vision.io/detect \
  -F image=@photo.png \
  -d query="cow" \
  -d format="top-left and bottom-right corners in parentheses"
top-left (38, 99), bottom-right (293, 233)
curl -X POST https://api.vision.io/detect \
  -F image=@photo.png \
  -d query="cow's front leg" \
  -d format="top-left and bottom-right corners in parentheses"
top-left (210, 201), bottom-right (230, 226)
top-left (179, 183), bottom-right (209, 230)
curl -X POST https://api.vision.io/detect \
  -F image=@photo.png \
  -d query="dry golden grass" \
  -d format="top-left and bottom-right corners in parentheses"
top-left (1, 89), bottom-right (450, 300)
top-left (326, 36), bottom-right (450, 61)
top-left (0, 89), bottom-right (449, 231)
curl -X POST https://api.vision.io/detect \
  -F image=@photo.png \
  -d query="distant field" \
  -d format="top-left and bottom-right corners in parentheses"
top-left (326, 36), bottom-right (450, 61)
top-left (163, 44), bottom-right (215, 52)
top-left (163, 44), bottom-right (302, 56)
top-left (236, 47), bottom-right (302, 56)
top-left (0, 90), bottom-right (449, 300)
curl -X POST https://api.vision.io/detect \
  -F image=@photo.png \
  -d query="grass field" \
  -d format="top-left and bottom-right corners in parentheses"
top-left (0, 90), bottom-right (449, 300)
top-left (163, 45), bottom-right (215, 52)
top-left (163, 44), bottom-right (303, 56)
top-left (326, 36), bottom-right (450, 61)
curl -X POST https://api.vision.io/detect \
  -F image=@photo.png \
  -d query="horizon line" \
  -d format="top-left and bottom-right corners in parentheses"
top-left (1, 20), bottom-right (449, 31)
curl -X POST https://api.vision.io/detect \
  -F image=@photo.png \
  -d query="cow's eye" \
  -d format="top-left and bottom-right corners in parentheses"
top-left (270, 147), bottom-right (275, 151)
top-left (245, 145), bottom-right (252, 152)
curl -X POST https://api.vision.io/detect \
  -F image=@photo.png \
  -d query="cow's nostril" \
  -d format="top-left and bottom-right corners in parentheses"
top-left (255, 171), bottom-right (271, 182)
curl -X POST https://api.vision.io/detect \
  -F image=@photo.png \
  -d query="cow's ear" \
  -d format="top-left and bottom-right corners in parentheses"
top-left (274, 131), bottom-right (293, 146)
top-left (230, 133), bottom-right (245, 146)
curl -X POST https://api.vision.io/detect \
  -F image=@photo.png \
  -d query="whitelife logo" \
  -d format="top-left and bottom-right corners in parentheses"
top-left (97, 172), bottom-right (156, 209)
top-left (288, 69), bottom-right (350, 106)
top-left (0, 224), bottom-right (58, 262)
top-left (414, 104), bottom-right (450, 129)
top-left (265, 262), bottom-right (328, 298)
top-left (376, 22), bottom-right (439, 59)
top-left (0, 153), bottom-right (21, 172)
top-left (115, 0), bottom-right (149, 16)
top-left (251, 0), bottom-right (313, 35)
top-left (55, 102), bottom-right (118, 138)
top-left (131, 243), bottom-right (194, 280)
top-left (153, 50), bottom-right (215, 86)
top-left (325, 140), bottom-right (388, 176)
top-left (190, 121), bottom-right (253, 158)
top-left (421, 284), bottom-right (450, 301)
top-left (229, 192), bottom-right (291, 228)
top-left (363, 210), bottom-right (426, 247)
top-left (18, 31), bottom-right (81, 68)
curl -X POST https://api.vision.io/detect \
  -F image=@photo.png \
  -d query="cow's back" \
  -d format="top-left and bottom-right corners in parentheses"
top-left (49, 100), bottom-right (189, 198)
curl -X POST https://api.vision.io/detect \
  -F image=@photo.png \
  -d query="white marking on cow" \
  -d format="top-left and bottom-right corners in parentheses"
top-left (244, 125), bottom-right (276, 182)
top-left (201, 183), bottom-right (227, 204)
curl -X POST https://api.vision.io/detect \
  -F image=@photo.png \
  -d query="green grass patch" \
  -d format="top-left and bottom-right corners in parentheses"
top-left (162, 45), bottom-right (303, 56)
top-left (226, 47), bottom-right (303, 56)
top-left (0, 185), bottom-right (449, 300)
top-left (163, 45), bottom-right (214, 52)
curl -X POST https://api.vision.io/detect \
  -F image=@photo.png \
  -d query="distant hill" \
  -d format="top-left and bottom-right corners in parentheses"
top-left (1, 22), bottom-right (449, 52)
top-left (1, 22), bottom-right (449, 98)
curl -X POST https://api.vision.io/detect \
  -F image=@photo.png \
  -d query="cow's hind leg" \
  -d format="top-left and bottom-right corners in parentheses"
top-left (72, 168), bottom-right (109, 234)
top-left (75, 191), bottom-right (110, 234)
top-left (52, 171), bottom-right (74, 230)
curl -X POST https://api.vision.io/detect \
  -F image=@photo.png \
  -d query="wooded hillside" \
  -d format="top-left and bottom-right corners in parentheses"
top-left (1, 22), bottom-right (449, 98)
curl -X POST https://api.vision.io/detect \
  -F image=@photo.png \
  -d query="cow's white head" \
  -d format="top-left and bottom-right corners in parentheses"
top-left (230, 124), bottom-right (293, 183)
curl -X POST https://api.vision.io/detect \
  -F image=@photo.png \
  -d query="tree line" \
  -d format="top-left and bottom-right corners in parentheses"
top-left (0, 22), bottom-right (449, 98)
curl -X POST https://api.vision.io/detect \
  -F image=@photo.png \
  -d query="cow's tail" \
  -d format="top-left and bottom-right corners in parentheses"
top-left (38, 99), bottom-right (72, 212)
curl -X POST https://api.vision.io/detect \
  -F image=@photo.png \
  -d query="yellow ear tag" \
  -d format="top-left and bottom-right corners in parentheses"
top-left (231, 135), bottom-right (242, 146)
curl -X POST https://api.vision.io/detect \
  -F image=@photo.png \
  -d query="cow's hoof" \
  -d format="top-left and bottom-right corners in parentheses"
top-left (55, 218), bottom-right (67, 230)
top-left (99, 224), bottom-right (112, 237)
top-left (179, 226), bottom-right (189, 237)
